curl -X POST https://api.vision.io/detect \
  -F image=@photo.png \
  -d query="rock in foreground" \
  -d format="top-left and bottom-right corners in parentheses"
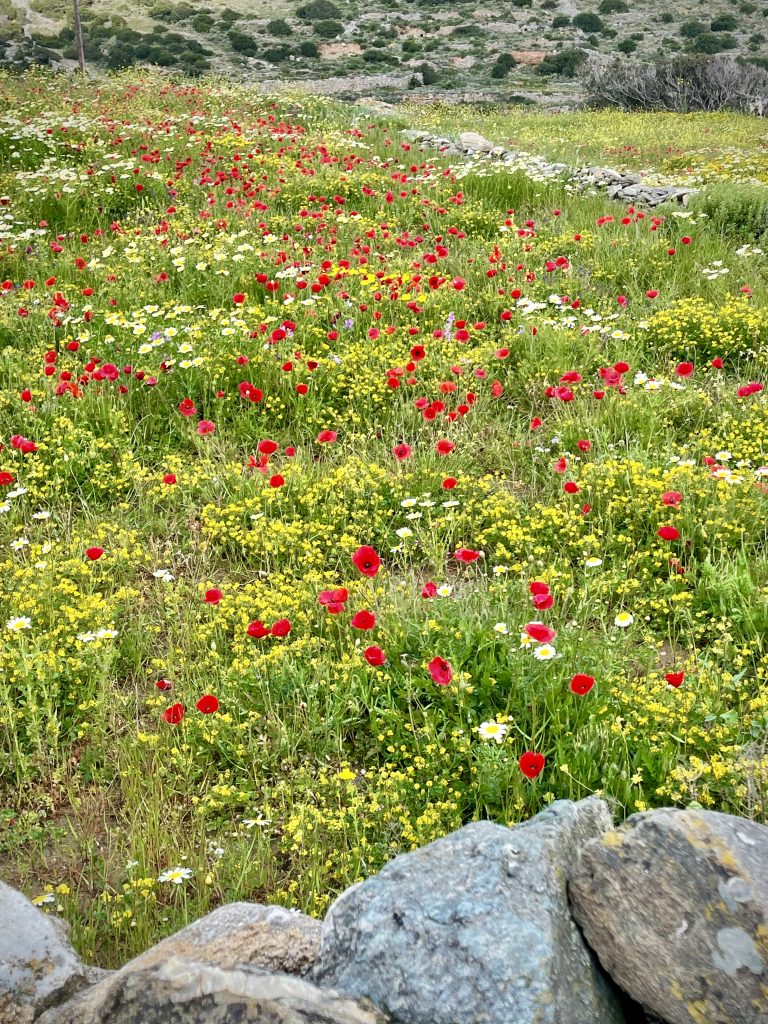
top-left (38, 957), bottom-right (386, 1024)
top-left (0, 881), bottom-right (90, 1018)
top-left (313, 798), bottom-right (625, 1024)
top-left (569, 808), bottom-right (768, 1024)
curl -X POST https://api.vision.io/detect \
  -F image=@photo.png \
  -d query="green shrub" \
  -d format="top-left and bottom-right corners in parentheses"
top-left (617, 38), bottom-right (637, 53)
top-left (599, 0), bottom-right (628, 12)
top-left (192, 13), bottom-right (214, 32)
top-left (711, 14), bottom-right (738, 32)
top-left (572, 13), bottom-right (604, 32)
top-left (420, 61), bottom-right (438, 84)
top-left (263, 45), bottom-right (292, 63)
top-left (689, 32), bottom-right (737, 53)
top-left (228, 30), bottom-right (258, 56)
top-left (552, 16), bottom-right (570, 28)
top-left (659, 12), bottom-right (674, 23)
top-left (314, 19), bottom-right (343, 38)
top-left (299, 40), bottom-right (319, 56)
top-left (267, 19), bottom-right (293, 36)
top-left (680, 20), bottom-right (708, 38)
top-left (296, 0), bottom-right (341, 20)
top-left (150, 3), bottom-right (175, 21)
top-left (537, 47), bottom-right (586, 76)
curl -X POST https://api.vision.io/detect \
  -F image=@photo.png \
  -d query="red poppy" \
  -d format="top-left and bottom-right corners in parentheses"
top-left (271, 618), bottom-right (292, 637)
top-left (436, 439), bottom-right (455, 455)
top-left (553, 457), bottom-right (567, 474)
top-left (454, 548), bottom-right (480, 563)
top-left (197, 420), bottom-right (215, 436)
top-left (204, 588), bottom-right (223, 604)
top-left (393, 443), bottom-right (413, 461)
top-left (351, 609), bottom-right (376, 630)
top-left (675, 362), bottom-right (694, 378)
top-left (233, 292), bottom-right (246, 305)
top-left (352, 546), bottom-right (381, 578)
top-left (525, 622), bottom-right (556, 643)
top-left (442, 478), bottom-right (457, 490)
top-left (657, 526), bottom-right (680, 541)
top-left (317, 429), bottom-right (337, 443)
top-left (519, 751), bottom-right (545, 779)
top-left (428, 656), bottom-right (453, 686)
top-left (162, 473), bottom-right (177, 485)
top-left (178, 398), bottom-right (197, 417)
top-left (711, 357), bottom-right (724, 369)
top-left (364, 646), bottom-right (387, 666)
top-left (269, 474), bottom-right (285, 488)
top-left (196, 694), bottom-right (220, 714)
top-left (155, 678), bottom-right (173, 691)
top-left (85, 547), bottom-right (104, 561)
top-left (163, 703), bottom-right (185, 725)
top-left (0, 473), bottom-right (14, 486)
top-left (533, 593), bottom-right (553, 610)
top-left (577, 439), bottom-right (591, 452)
top-left (258, 439), bottom-right (279, 455)
top-left (661, 491), bottom-right (683, 507)
top-left (319, 588), bottom-right (349, 606)
top-left (529, 581), bottom-right (550, 596)
top-left (570, 673), bottom-right (595, 695)
top-left (665, 671), bottom-right (685, 688)
top-left (421, 581), bottom-right (437, 598)
top-left (247, 620), bottom-right (270, 638)
top-left (563, 482), bottom-right (579, 494)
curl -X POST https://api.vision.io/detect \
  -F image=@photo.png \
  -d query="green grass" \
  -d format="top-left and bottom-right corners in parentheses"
top-left (0, 70), bottom-right (767, 966)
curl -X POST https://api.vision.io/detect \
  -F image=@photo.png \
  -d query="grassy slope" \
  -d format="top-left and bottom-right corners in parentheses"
top-left (2, 0), bottom-right (768, 101)
top-left (0, 72), bottom-right (767, 966)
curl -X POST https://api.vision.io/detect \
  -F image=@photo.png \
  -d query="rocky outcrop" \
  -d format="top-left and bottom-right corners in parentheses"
top-left (312, 798), bottom-right (626, 1024)
top-left (569, 808), bottom-right (768, 1024)
top-left (400, 129), bottom-right (697, 207)
top-left (4, 802), bottom-right (768, 1024)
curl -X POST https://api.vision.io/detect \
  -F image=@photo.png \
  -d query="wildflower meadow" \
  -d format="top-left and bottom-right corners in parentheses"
top-left (1, 70), bottom-right (768, 965)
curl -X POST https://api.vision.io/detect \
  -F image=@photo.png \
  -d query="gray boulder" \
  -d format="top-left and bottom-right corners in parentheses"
top-left (569, 808), bottom-right (768, 1024)
top-left (39, 957), bottom-right (387, 1024)
top-left (312, 799), bottom-right (626, 1024)
top-left (106, 903), bottom-right (321, 977)
top-left (458, 131), bottom-right (495, 153)
top-left (0, 881), bottom-right (90, 1017)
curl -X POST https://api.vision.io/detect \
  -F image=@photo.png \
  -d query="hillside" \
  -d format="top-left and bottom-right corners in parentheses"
top-left (2, 0), bottom-right (768, 103)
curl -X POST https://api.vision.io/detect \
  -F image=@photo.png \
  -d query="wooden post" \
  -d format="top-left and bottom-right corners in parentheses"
top-left (72, 0), bottom-right (85, 73)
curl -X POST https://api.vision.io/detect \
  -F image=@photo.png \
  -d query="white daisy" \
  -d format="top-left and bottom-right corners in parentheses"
top-left (6, 616), bottom-right (31, 631)
top-left (533, 643), bottom-right (557, 661)
top-left (614, 612), bottom-right (634, 628)
top-left (157, 867), bottom-right (192, 884)
top-left (478, 721), bottom-right (509, 744)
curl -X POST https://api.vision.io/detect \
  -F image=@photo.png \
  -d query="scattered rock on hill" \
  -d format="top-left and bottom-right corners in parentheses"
top-left (313, 797), bottom-right (626, 1024)
top-left (569, 808), bottom-right (768, 1024)
top-left (458, 131), bottom-right (495, 153)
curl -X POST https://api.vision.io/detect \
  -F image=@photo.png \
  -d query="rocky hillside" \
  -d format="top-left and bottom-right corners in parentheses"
top-left (2, 0), bottom-right (768, 103)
